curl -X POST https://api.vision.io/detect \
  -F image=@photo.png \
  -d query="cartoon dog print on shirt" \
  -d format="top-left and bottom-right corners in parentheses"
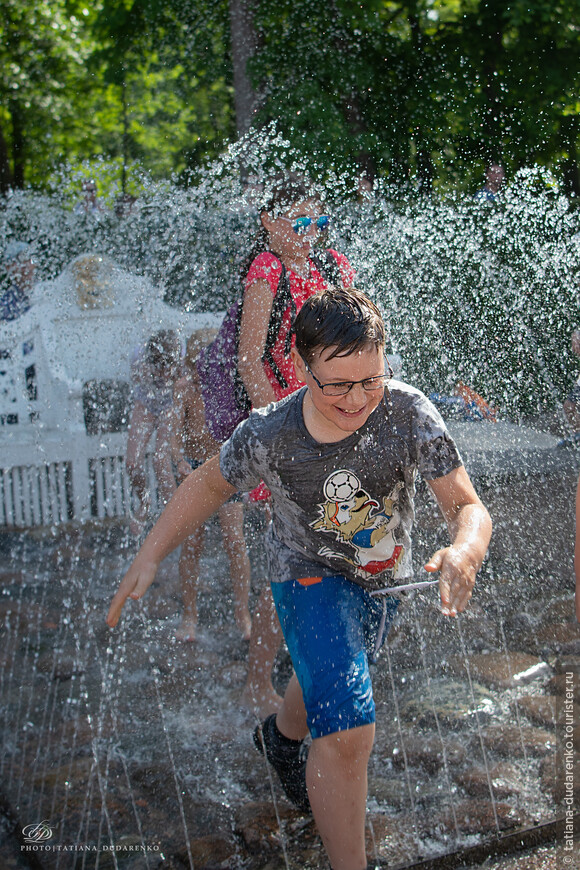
top-left (310, 469), bottom-right (404, 579)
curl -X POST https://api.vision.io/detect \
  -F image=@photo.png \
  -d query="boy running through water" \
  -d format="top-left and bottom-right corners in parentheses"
top-left (107, 287), bottom-right (492, 870)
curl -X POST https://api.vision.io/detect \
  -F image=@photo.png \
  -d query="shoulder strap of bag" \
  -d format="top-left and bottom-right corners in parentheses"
top-left (310, 249), bottom-right (342, 287)
top-left (260, 250), bottom-right (343, 389)
top-left (260, 261), bottom-right (294, 390)
top-left (243, 250), bottom-right (342, 392)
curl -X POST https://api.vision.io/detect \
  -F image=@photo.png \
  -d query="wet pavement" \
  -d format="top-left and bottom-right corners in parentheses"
top-left (0, 477), bottom-right (579, 869)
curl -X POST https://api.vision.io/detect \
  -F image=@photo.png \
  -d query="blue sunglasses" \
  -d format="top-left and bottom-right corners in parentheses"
top-left (283, 215), bottom-right (331, 234)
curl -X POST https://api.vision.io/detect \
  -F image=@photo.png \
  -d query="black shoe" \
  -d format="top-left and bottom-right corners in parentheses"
top-left (253, 713), bottom-right (311, 813)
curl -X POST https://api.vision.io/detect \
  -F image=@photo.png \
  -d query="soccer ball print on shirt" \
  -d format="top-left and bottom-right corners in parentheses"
top-left (310, 469), bottom-right (404, 579)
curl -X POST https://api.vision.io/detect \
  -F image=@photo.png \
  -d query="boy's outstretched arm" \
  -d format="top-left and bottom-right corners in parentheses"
top-left (107, 455), bottom-right (236, 627)
top-left (575, 474), bottom-right (580, 623)
top-left (426, 466), bottom-right (492, 617)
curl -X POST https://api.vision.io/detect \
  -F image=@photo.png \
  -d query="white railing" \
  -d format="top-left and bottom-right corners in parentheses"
top-left (0, 256), bottom-right (222, 529)
top-left (1, 432), bottom-right (160, 528)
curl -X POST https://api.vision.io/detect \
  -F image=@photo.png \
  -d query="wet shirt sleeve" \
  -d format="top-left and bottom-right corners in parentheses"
top-left (219, 412), bottom-right (268, 493)
top-left (410, 392), bottom-right (463, 481)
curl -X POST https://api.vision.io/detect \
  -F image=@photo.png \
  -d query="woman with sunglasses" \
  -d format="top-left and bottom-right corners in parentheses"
top-left (237, 175), bottom-right (354, 413)
top-left (233, 175), bottom-right (354, 716)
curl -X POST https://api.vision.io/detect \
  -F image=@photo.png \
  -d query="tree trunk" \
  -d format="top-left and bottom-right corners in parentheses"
top-left (0, 119), bottom-right (13, 194)
top-left (228, 0), bottom-right (258, 136)
top-left (342, 91), bottom-right (376, 183)
top-left (9, 100), bottom-right (25, 188)
top-left (415, 132), bottom-right (434, 193)
top-left (408, 6), bottom-right (433, 193)
top-left (560, 115), bottom-right (580, 199)
top-left (479, 2), bottom-right (505, 162)
top-left (121, 79), bottom-right (129, 194)
top-left (327, 2), bottom-right (375, 182)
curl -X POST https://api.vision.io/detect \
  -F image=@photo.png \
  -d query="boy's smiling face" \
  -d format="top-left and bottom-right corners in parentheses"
top-left (292, 343), bottom-right (386, 443)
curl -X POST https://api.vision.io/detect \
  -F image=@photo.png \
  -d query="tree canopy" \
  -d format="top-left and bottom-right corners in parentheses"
top-left (0, 0), bottom-right (579, 193)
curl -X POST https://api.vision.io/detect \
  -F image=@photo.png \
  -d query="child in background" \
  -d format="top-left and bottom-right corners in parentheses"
top-left (107, 287), bottom-right (491, 870)
top-left (171, 330), bottom-right (252, 642)
top-left (1, 241), bottom-right (35, 321)
top-left (126, 330), bottom-right (182, 535)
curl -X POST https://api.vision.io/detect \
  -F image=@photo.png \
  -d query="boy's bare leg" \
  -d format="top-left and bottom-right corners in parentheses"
top-left (218, 501), bottom-right (252, 640)
top-left (275, 671), bottom-right (308, 738)
top-left (275, 673), bottom-right (370, 870)
top-left (306, 724), bottom-right (373, 870)
top-left (176, 529), bottom-right (204, 641)
top-left (240, 587), bottom-right (284, 717)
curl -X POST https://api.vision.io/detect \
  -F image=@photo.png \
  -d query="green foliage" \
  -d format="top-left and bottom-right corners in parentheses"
top-left (1, 0), bottom-right (579, 192)
top-left (247, 0), bottom-right (580, 191)
top-left (0, 0), bottom-right (236, 189)
top-left (334, 165), bottom-right (579, 416)
top-left (87, 0), bottom-right (235, 180)
top-left (0, 0), bottom-right (97, 186)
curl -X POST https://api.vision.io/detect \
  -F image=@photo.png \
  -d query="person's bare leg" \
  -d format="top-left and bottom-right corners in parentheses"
top-left (126, 401), bottom-right (156, 533)
top-left (275, 671), bottom-right (308, 738)
top-left (240, 586), bottom-right (284, 717)
top-left (273, 673), bottom-right (371, 868)
top-left (153, 412), bottom-right (177, 507)
top-left (218, 501), bottom-right (252, 640)
top-left (126, 401), bottom-right (156, 500)
top-left (307, 724), bottom-right (374, 870)
top-left (176, 529), bottom-right (204, 641)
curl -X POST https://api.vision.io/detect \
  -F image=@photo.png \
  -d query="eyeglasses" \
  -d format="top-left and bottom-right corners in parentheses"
top-left (304, 360), bottom-right (391, 396)
top-left (281, 215), bottom-right (331, 235)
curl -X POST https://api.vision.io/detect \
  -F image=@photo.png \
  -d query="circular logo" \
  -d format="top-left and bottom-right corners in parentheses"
top-left (22, 821), bottom-right (53, 843)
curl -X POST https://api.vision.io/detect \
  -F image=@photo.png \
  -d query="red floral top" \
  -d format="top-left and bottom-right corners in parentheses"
top-left (244, 249), bottom-right (354, 399)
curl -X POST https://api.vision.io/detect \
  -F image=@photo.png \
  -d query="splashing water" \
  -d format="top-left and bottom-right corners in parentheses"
top-left (2, 134), bottom-right (576, 422)
top-left (0, 131), bottom-right (578, 868)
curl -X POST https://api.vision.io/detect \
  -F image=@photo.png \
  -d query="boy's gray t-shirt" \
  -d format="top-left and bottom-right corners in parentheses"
top-left (220, 381), bottom-right (463, 592)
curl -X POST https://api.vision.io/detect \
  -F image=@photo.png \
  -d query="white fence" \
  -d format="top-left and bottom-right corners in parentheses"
top-left (0, 256), bottom-right (221, 530)
top-left (0, 432), bottom-right (160, 528)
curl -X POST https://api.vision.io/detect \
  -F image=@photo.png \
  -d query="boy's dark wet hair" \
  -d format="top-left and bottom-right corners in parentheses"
top-left (294, 287), bottom-right (385, 365)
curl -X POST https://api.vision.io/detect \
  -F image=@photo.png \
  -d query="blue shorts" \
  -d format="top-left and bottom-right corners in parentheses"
top-left (271, 575), bottom-right (400, 739)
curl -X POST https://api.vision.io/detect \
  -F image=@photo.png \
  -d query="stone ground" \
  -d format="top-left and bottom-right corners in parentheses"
top-left (477, 842), bottom-right (575, 869)
top-left (0, 490), bottom-right (579, 869)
